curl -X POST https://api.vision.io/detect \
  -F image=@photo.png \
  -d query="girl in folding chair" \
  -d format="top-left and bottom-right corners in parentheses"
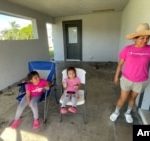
top-left (60, 67), bottom-right (81, 114)
top-left (60, 67), bottom-right (87, 123)
top-left (10, 71), bottom-right (50, 129)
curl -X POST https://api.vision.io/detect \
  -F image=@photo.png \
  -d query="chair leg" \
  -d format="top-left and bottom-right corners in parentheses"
top-left (83, 103), bottom-right (87, 124)
top-left (60, 113), bottom-right (63, 122)
top-left (43, 95), bottom-right (51, 124)
top-left (43, 98), bottom-right (47, 123)
top-left (54, 87), bottom-right (59, 104)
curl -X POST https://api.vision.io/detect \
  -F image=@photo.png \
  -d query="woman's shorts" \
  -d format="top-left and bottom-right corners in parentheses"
top-left (120, 76), bottom-right (148, 94)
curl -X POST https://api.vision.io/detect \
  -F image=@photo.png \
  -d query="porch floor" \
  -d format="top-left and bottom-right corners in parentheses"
top-left (0, 62), bottom-right (142, 141)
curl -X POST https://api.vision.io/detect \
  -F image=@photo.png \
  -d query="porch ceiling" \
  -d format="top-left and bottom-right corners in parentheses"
top-left (7, 0), bottom-right (129, 17)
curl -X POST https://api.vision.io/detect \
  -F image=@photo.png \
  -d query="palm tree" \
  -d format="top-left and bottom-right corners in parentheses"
top-left (9, 21), bottom-right (20, 30)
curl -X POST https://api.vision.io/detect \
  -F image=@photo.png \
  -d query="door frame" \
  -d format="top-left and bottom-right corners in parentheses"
top-left (62, 20), bottom-right (82, 61)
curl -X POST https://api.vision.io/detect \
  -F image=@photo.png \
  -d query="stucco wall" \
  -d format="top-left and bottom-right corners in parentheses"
top-left (53, 12), bottom-right (121, 62)
top-left (119, 0), bottom-right (150, 49)
top-left (0, 0), bottom-right (54, 89)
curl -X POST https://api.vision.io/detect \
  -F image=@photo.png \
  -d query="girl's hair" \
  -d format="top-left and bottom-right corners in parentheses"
top-left (67, 67), bottom-right (77, 77)
top-left (27, 71), bottom-right (40, 81)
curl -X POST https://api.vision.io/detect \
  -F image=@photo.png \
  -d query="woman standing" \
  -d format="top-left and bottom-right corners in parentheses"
top-left (110, 23), bottom-right (150, 123)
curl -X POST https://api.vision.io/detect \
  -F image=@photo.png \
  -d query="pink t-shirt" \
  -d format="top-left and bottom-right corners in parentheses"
top-left (119, 44), bottom-right (150, 82)
top-left (63, 77), bottom-right (81, 93)
top-left (26, 79), bottom-right (48, 97)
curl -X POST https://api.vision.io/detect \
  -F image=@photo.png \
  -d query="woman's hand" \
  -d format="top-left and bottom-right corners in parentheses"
top-left (113, 59), bottom-right (124, 85)
top-left (113, 76), bottom-right (119, 85)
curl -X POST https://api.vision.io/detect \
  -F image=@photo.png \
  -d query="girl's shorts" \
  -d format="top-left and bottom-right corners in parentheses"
top-left (120, 76), bottom-right (148, 94)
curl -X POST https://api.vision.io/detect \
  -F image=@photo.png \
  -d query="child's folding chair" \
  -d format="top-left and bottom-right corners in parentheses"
top-left (59, 68), bottom-right (87, 123)
top-left (16, 61), bottom-right (57, 123)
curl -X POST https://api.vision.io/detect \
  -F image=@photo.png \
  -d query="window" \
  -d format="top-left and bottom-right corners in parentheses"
top-left (46, 23), bottom-right (54, 59)
top-left (0, 12), bottom-right (38, 40)
top-left (68, 27), bottom-right (78, 44)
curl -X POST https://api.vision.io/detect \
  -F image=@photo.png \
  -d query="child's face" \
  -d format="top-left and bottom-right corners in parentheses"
top-left (30, 75), bottom-right (40, 85)
top-left (68, 70), bottom-right (76, 79)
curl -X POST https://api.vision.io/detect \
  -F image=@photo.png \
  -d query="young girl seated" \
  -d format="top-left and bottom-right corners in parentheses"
top-left (60, 67), bottom-right (81, 114)
top-left (10, 71), bottom-right (49, 129)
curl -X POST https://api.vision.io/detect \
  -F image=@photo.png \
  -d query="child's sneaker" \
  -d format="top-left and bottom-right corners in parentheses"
top-left (10, 119), bottom-right (21, 129)
top-left (60, 107), bottom-right (68, 114)
top-left (33, 119), bottom-right (40, 129)
top-left (68, 106), bottom-right (77, 113)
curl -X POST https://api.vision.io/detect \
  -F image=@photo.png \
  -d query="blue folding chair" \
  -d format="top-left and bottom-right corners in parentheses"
top-left (16, 61), bottom-right (57, 123)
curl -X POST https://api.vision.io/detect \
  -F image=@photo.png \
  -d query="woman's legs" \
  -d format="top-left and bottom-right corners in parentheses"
top-left (110, 90), bottom-right (139, 123)
top-left (116, 90), bottom-right (130, 110)
top-left (110, 89), bottom-right (130, 121)
top-left (127, 91), bottom-right (138, 110)
top-left (111, 76), bottom-right (146, 123)
top-left (124, 91), bottom-right (139, 123)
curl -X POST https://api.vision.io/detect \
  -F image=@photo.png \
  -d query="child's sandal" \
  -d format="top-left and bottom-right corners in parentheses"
top-left (60, 107), bottom-right (68, 114)
top-left (68, 107), bottom-right (77, 113)
top-left (10, 119), bottom-right (22, 129)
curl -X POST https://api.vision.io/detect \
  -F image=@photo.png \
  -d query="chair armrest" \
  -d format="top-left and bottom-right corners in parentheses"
top-left (17, 82), bottom-right (27, 87)
top-left (44, 90), bottom-right (49, 98)
top-left (84, 85), bottom-right (88, 100)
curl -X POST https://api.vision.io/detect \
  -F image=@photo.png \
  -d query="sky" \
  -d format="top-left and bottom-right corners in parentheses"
top-left (0, 14), bottom-right (32, 32)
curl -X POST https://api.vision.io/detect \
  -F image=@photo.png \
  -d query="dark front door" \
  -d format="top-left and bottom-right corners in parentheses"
top-left (62, 20), bottom-right (82, 60)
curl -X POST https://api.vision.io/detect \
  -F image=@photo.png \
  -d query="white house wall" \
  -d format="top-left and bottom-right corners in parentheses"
top-left (53, 12), bottom-right (121, 62)
top-left (0, 0), bottom-right (53, 90)
top-left (119, 0), bottom-right (150, 49)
